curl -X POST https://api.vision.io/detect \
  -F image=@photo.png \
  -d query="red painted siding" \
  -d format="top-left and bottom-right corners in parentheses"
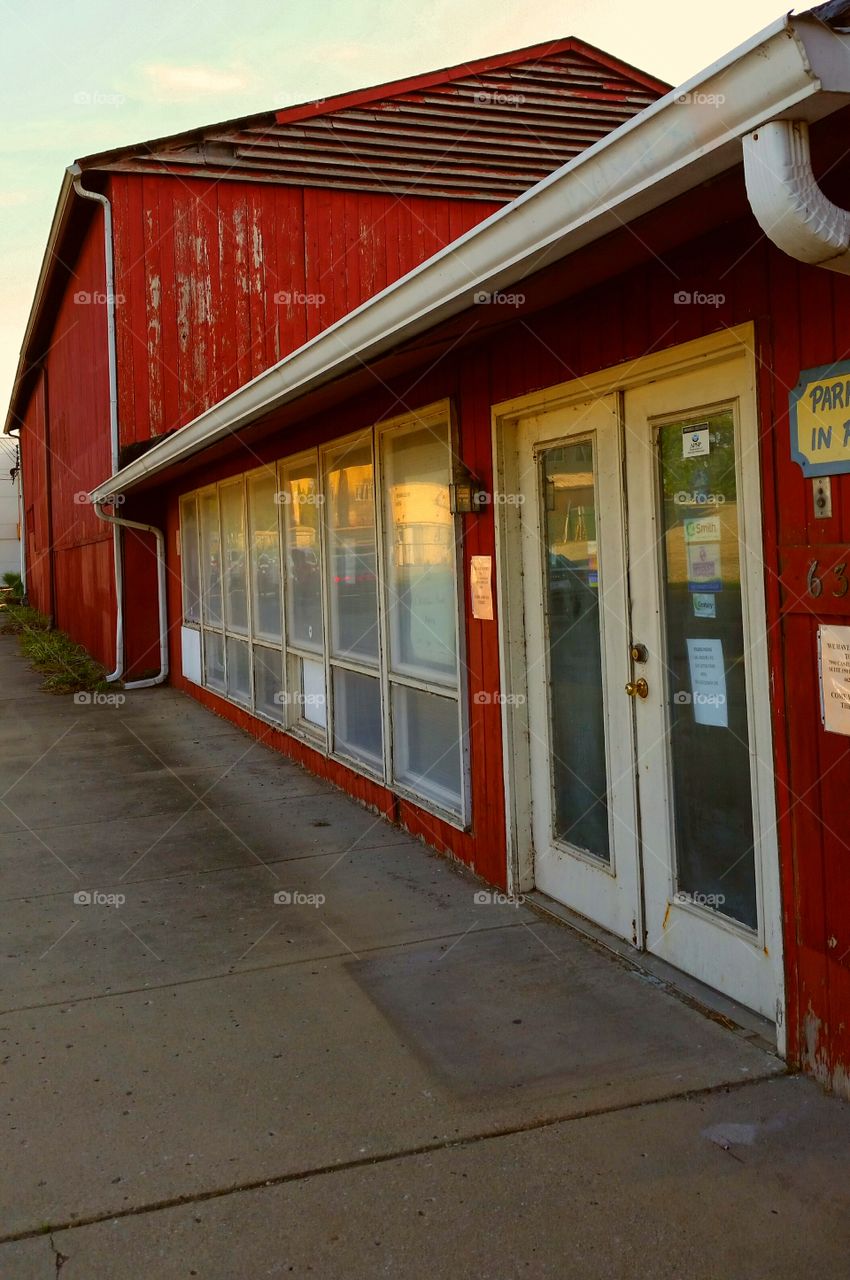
top-left (19, 372), bottom-right (51, 619)
top-left (19, 217), bottom-right (115, 663)
top-left (110, 173), bottom-right (500, 445)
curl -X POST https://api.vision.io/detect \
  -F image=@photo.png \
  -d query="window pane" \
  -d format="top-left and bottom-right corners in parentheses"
top-left (282, 457), bottom-right (323, 651)
top-left (392, 684), bottom-right (462, 813)
top-left (226, 636), bottom-right (251, 705)
top-left (220, 481), bottom-right (248, 635)
top-left (180, 496), bottom-right (201, 624)
top-left (204, 630), bottom-right (225, 692)
top-left (247, 472), bottom-right (282, 642)
top-left (542, 441), bottom-right (610, 861)
top-left (289, 653), bottom-right (327, 730)
top-left (325, 438), bottom-right (379, 662)
top-left (253, 646), bottom-right (283, 722)
top-left (332, 667), bottom-right (382, 768)
top-left (382, 421), bottom-right (457, 684)
top-left (199, 491), bottom-right (222, 628)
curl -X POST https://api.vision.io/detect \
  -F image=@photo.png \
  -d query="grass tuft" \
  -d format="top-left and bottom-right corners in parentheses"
top-left (1, 602), bottom-right (113, 694)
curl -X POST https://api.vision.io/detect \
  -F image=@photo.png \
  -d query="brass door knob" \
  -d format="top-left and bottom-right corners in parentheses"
top-left (625, 678), bottom-right (649, 699)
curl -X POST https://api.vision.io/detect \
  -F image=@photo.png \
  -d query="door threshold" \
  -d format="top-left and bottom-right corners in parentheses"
top-left (525, 889), bottom-right (779, 1057)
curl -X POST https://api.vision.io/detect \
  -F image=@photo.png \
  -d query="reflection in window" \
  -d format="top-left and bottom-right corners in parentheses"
top-left (248, 472), bottom-right (281, 642)
top-left (220, 481), bottom-right (248, 635)
top-left (325, 438), bottom-right (379, 662)
top-left (383, 422), bottom-right (456, 683)
top-left (333, 667), bottom-right (382, 767)
top-left (282, 458), bottom-right (323, 652)
top-left (542, 440), bottom-right (609, 861)
top-left (180, 495), bottom-right (201, 624)
top-left (199, 490), bottom-right (222, 628)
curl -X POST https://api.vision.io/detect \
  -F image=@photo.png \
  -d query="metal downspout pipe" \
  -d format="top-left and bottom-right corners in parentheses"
top-left (70, 167), bottom-right (168, 687)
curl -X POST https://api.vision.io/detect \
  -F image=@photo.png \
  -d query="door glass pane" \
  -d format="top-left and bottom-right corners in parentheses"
top-left (325, 438), bottom-right (379, 663)
top-left (282, 457), bottom-right (323, 651)
top-left (658, 408), bottom-right (756, 928)
top-left (541, 441), bottom-right (610, 862)
top-left (382, 422), bottom-right (457, 684)
top-left (391, 684), bottom-right (462, 813)
top-left (332, 667), bottom-right (382, 768)
top-left (253, 646), bottom-right (283, 722)
top-left (225, 636), bottom-right (251, 705)
top-left (199, 491), bottom-right (222, 628)
top-left (180, 495), bottom-right (201, 624)
top-left (247, 472), bottom-right (281, 642)
top-left (220, 481), bottom-right (248, 635)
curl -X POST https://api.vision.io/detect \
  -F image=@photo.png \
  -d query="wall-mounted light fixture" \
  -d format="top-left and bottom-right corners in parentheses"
top-left (450, 463), bottom-right (488, 514)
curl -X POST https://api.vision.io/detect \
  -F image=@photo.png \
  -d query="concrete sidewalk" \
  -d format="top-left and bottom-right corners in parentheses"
top-left (0, 634), bottom-right (848, 1278)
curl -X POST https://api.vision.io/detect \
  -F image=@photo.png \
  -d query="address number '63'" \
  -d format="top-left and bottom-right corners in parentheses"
top-left (807, 559), bottom-right (848, 598)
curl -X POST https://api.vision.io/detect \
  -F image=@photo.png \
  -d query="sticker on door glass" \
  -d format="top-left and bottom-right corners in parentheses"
top-left (686, 541), bottom-right (722, 592)
top-left (682, 422), bottom-right (710, 458)
top-left (691, 592), bottom-right (716, 619)
top-left (685, 638), bottom-right (728, 727)
top-left (819, 624), bottom-right (850, 735)
top-left (683, 513), bottom-right (721, 543)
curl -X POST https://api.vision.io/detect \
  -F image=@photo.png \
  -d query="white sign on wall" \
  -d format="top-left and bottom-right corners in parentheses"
top-left (819, 624), bottom-right (850, 736)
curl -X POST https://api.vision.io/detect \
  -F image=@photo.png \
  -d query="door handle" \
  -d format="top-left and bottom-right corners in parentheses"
top-left (625, 678), bottom-right (649, 699)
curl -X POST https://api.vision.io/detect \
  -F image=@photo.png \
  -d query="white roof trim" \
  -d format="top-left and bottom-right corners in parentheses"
top-left (92, 11), bottom-right (850, 500)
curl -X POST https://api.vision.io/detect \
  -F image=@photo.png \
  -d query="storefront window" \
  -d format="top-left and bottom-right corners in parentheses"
top-left (199, 490), bottom-right (222, 628)
top-left (382, 421), bottom-right (457, 683)
top-left (179, 495), bottom-right (201, 625)
top-left (247, 471), bottom-right (282, 643)
top-left (220, 480), bottom-right (248, 636)
top-left (325, 436), bottom-right (380, 663)
top-left (178, 402), bottom-right (467, 822)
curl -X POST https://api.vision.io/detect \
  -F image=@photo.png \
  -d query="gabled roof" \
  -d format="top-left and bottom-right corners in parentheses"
top-left (5, 36), bottom-right (667, 437)
top-left (79, 38), bottom-right (668, 202)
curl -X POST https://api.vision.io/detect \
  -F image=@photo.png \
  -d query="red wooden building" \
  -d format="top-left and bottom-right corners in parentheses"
top-left (11, 6), bottom-right (850, 1098)
top-left (5, 38), bottom-right (664, 679)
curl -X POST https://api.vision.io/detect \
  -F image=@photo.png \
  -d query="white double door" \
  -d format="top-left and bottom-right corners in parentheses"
top-left (514, 351), bottom-right (781, 1020)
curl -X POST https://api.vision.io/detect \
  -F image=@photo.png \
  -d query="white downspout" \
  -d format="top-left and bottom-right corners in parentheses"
top-left (71, 167), bottom-right (168, 687)
top-left (94, 502), bottom-right (169, 687)
top-left (742, 119), bottom-right (850, 274)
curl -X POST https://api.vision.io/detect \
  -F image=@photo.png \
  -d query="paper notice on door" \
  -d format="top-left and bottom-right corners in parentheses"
top-left (686, 638), bottom-right (728, 727)
top-left (686, 541), bottom-right (722, 592)
top-left (470, 554), bottom-right (493, 621)
top-left (682, 423), bottom-right (710, 458)
top-left (819, 624), bottom-right (850, 735)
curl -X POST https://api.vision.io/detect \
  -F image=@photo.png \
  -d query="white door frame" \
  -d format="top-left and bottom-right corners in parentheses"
top-left (490, 324), bottom-right (785, 1045)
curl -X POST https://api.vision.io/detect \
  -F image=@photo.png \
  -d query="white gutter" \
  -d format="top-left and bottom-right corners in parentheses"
top-left (90, 10), bottom-right (850, 504)
top-left (71, 169), bottom-right (168, 688)
top-left (742, 118), bottom-right (850, 273)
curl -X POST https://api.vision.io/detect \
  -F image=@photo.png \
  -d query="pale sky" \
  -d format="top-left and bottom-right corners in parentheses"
top-left (0, 0), bottom-right (788, 412)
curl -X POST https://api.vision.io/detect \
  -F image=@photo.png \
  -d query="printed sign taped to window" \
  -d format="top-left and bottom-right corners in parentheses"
top-left (686, 637), bottom-right (728, 727)
top-left (682, 423), bottom-right (710, 458)
top-left (819, 624), bottom-right (850, 735)
top-left (686, 542), bottom-right (722, 592)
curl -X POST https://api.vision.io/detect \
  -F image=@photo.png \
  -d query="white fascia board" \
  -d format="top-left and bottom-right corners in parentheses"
top-left (91, 12), bottom-right (850, 502)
